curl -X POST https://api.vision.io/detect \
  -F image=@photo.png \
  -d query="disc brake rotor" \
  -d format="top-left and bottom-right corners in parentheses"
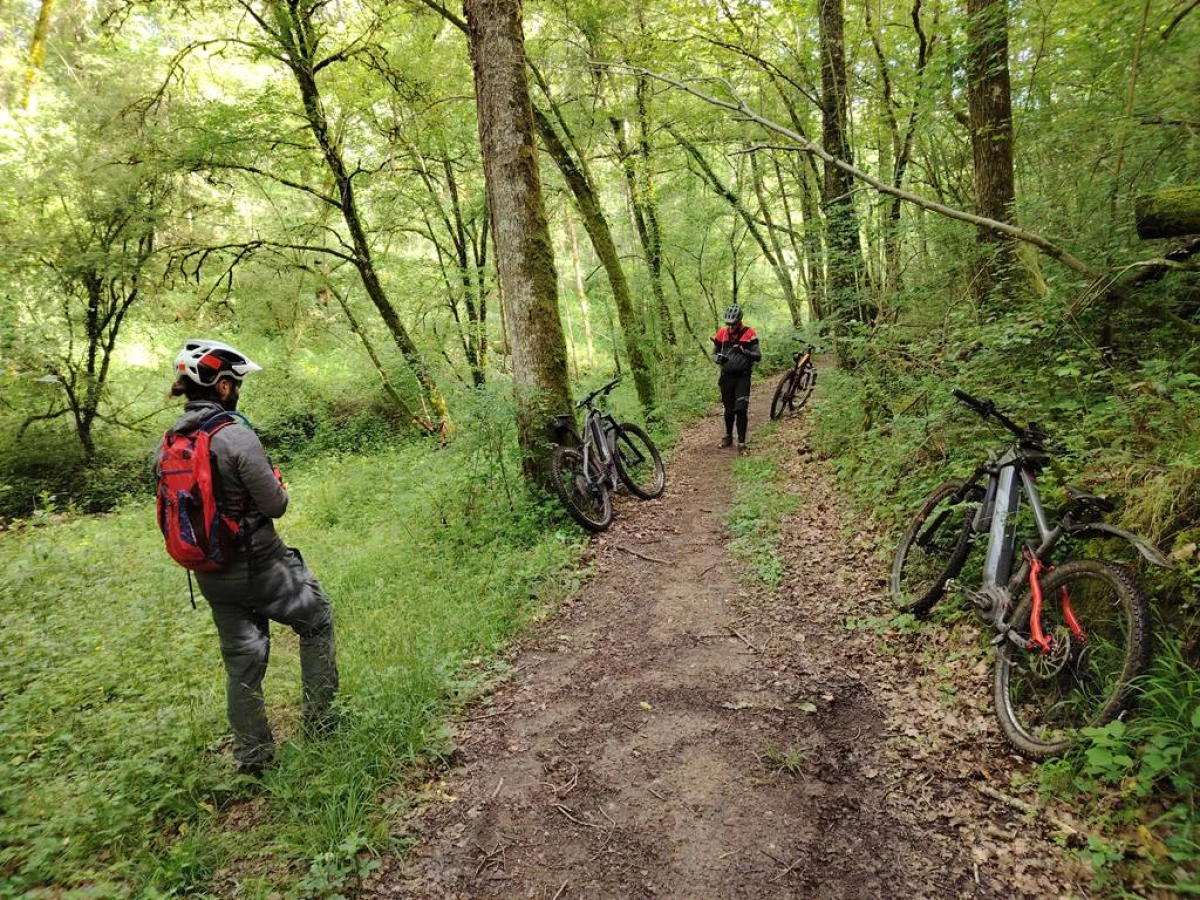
top-left (1028, 625), bottom-right (1073, 680)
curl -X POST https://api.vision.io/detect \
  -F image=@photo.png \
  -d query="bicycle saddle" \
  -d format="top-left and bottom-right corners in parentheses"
top-left (1065, 485), bottom-right (1116, 513)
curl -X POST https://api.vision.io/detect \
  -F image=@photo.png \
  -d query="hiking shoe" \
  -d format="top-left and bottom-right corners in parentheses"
top-left (720, 435), bottom-right (733, 448)
top-left (737, 442), bottom-right (748, 453)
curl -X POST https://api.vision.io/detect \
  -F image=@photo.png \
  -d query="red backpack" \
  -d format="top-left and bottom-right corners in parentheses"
top-left (156, 411), bottom-right (245, 573)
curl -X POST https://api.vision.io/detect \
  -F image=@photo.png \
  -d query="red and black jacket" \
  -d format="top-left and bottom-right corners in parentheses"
top-left (712, 325), bottom-right (761, 375)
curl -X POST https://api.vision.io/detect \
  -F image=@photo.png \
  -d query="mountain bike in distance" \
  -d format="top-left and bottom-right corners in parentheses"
top-left (549, 377), bottom-right (666, 532)
top-left (890, 389), bottom-right (1171, 758)
top-left (770, 344), bottom-right (817, 420)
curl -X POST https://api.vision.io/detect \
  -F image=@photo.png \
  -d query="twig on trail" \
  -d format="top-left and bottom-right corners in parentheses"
top-left (466, 702), bottom-right (514, 722)
top-left (554, 735), bottom-right (570, 750)
top-left (727, 624), bottom-right (760, 652)
top-left (541, 763), bottom-right (579, 798)
top-left (615, 543), bottom-right (671, 564)
top-left (472, 841), bottom-right (507, 881)
top-left (698, 561), bottom-right (721, 577)
top-left (490, 777), bottom-right (504, 800)
top-left (759, 847), bottom-right (802, 882)
top-left (974, 784), bottom-right (1081, 838)
top-left (645, 785), bottom-right (668, 801)
top-left (555, 804), bottom-right (607, 830)
top-left (551, 881), bottom-right (569, 900)
top-left (771, 856), bottom-right (804, 883)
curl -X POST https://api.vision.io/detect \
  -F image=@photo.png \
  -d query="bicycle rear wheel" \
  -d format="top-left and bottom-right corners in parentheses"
top-left (612, 423), bottom-right (665, 499)
top-left (890, 479), bottom-right (982, 613)
top-left (550, 445), bottom-right (613, 532)
top-left (791, 366), bottom-right (815, 410)
top-left (770, 371), bottom-right (796, 420)
top-left (994, 559), bottom-right (1150, 759)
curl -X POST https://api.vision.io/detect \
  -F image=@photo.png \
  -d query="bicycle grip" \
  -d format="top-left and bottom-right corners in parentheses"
top-left (952, 388), bottom-right (982, 409)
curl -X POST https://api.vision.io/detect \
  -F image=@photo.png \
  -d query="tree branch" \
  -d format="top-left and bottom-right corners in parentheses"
top-left (599, 64), bottom-right (1103, 282)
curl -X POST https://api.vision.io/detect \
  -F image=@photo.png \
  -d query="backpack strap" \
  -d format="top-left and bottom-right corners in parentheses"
top-left (198, 410), bottom-right (249, 436)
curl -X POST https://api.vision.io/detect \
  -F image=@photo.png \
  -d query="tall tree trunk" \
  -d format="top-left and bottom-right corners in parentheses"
top-left (464, 0), bottom-right (573, 485)
top-left (819, 0), bottom-right (867, 329)
top-left (966, 0), bottom-right (1018, 305)
top-left (616, 77), bottom-right (677, 349)
top-left (532, 105), bottom-right (656, 412)
top-left (22, 0), bottom-right (55, 111)
top-left (271, 3), bottom-right (450, 427)
top-left (565, 209), bottom-right (597, 366)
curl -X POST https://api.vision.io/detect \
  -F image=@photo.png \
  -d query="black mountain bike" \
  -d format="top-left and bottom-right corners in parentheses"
top-left (891, 389), bottom-right (1171, 758)
top-left (770, 344), bottom-right (817, 420)
top-left (549, 377), bottom-right (666, 532)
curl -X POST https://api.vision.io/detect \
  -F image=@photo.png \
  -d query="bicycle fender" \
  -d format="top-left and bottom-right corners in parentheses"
top-left (1065, 522), bottom-right (1173, 568)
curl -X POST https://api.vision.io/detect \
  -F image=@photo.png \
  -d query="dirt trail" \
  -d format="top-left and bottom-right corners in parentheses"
top-left (370, 383), bottom-right (1089, 899)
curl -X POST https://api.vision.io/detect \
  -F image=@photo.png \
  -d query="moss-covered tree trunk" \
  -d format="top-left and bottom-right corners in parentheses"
top-left (464, 0), bottom-right (573, 486)
top-left (1136, 186), bottom-right (1200, 239)
top-left (532, 105), bottom-right (656, 413)
top-left (21, 0), bottom-right (55, 111)
top-left (966, 0), bottom-right (1018, 305)
top-left (819, 0), bottom-right (867, 329)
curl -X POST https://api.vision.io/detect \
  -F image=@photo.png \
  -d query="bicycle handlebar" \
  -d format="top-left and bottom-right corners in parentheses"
top-left (952, 388), bottom-right (1029, 439)
top-left (577, 377), bottom-right (621, 409)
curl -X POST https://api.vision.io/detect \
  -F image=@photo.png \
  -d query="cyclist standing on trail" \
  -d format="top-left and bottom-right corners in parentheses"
top-left (155, 340), bottom-right (338, 776)
top-left (711, 304), bottom-right (761, 452)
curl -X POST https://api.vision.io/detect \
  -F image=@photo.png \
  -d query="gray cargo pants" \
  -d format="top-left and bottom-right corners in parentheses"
top-left (197, 547), bottom-right (338, 769)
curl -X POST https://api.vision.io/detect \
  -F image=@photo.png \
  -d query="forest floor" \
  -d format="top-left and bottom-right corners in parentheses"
top-left (366, 380), bottom-right (1094, 900)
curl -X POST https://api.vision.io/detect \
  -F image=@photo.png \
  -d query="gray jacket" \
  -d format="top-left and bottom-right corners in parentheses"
top-left (156, 400), bottom-right (287, 562)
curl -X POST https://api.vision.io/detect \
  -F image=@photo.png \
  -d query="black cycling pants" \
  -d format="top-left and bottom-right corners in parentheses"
top-left (719, 372), bottom-right (751, 442)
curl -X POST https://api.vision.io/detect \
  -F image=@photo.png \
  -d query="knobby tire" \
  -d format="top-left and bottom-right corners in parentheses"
top-left (770, 371), bottom-right (796, 420)
top-left (612, 423), bottom-right (666, 500)
top-left (993, 559), bottom-right (1150, 759)
top-left (550, 444), bottom-right (613, 532)
top-left (890, 479), bottom-right (982, 614)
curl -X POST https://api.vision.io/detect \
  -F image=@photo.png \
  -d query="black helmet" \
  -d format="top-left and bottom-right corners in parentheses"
top-left (723, 304), bottom-right (742, 325)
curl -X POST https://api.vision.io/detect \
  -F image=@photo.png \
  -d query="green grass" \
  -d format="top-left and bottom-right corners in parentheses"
top-left (0, 366), bottom-right (719, 896)
top-left (726, 422), bottom-right (803, 590)
top-left (0, 436), bottom-right (582, 896)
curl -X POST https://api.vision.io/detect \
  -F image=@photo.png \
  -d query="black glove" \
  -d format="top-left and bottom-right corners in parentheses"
top-left (715, 353), bottom-right (728, 364)
top-left (729, 345), bottom-right (744, 354)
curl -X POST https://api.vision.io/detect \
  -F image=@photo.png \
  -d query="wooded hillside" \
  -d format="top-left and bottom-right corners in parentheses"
top-left (1, 0), bottom-right (1197, 895)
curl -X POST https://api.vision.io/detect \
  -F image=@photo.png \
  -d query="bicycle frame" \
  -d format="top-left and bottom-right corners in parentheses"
top-left (960, 448), bottom-right (1062, 629)
top-left (579, 407), bottom-right (618, 490)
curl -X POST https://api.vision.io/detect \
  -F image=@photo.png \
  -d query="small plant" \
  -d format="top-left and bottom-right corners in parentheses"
top-left (762, 743), bottom-right (807, 775)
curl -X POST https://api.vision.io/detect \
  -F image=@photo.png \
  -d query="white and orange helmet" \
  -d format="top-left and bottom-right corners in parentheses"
top-left (173, 339), bottom-right (262, 387)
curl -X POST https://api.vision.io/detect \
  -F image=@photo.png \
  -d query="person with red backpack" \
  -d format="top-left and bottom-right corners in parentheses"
top-left (156, 339), bottom-right (338, 775)
top-left (711, 304), bottom-right (761, 452)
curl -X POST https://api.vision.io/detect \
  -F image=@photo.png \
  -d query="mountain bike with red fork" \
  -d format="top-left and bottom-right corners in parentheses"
top-left (890, 389), bottom-right (1172, 758)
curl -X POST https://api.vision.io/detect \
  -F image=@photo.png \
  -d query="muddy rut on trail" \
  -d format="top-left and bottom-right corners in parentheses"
top-left (368, 384), bottom-right (1089, 900)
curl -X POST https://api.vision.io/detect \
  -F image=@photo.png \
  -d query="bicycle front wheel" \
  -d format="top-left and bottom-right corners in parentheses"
top-left (612, 423), bottom-right (665, 500)
top-left (994, 559), bottom-right (1150, 759)
top-left (890, 479), bottom-right (982, 613)
top-left (550, 445), bottom-right (613, 532)
top-left (770, 371), bottom-right (796, 420)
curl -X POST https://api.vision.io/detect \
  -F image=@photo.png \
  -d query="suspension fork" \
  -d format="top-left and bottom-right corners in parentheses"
top-left (1024, 552), bottom-right (1086, 653)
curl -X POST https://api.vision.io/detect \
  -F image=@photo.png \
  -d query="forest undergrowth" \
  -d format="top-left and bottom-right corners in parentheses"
top-left (0, 366), bottom-right (716, 898)
top-left (806, 278), bottom-right (1200, 895)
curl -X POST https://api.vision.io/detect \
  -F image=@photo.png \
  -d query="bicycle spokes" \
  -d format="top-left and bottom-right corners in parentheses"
top-left (1001, 563), bottom-right (1137, 749)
